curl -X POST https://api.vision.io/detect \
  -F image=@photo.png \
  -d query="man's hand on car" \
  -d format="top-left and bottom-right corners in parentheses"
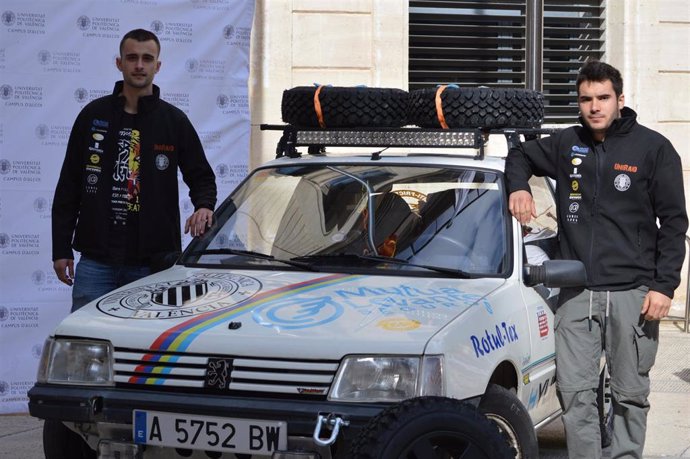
top-left (509, 190), bottom-right (537, 224)
top-left (185, 208), bottom-right (214, 237)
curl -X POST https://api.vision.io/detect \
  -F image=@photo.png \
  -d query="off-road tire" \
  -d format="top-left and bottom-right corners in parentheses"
top-left (43, 419), bottom-right (96, 459)
top-left (408, 86), bottom-right (544, 128)
top-left (281, 86), bottom-right (409, 128)
top-left (349, 396), bottom-right (513, 459)
top-left (479, 384), bottom-right (539, 459)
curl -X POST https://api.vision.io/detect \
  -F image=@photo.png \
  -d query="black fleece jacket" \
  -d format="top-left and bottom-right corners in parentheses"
top-left (506, 107), bottom-right (688, 298)
top-left (52, 81), bottom-right (217, 265)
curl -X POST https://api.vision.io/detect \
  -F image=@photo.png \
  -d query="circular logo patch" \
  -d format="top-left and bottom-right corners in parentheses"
top-left (614, 174), bottom-right (631, 191)
top-left (33, 198), bottom-right (48, 213)
top-left (0, 85), bottom-right (13, 100)
top-left (35, 124), bottom-right (49, 139)
top-left (97, 273), bottom-right (262, 319)
top-left (87, 174), bottom-right (98, 185)
top-left (571, 157), bottom-right (582, 166)
top-left (155, 154), bottom-right (169, 171)
top-left (77, 15), bottom-right (90, 31)
top-left (38, 50), bottom-right (51, 65)
top-left (569, 202), bottom-right (579, 213)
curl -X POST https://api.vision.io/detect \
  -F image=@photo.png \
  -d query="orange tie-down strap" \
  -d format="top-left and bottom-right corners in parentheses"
top-left (435, 85), bottom-right (449, 129)
top-left (314, 85), bottom-right (327, 128)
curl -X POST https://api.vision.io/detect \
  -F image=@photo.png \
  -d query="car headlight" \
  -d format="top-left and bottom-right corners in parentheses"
top-left (329, 355), bottom-right (444, 402)
top-left (36, 337), bottom-right (114, 386)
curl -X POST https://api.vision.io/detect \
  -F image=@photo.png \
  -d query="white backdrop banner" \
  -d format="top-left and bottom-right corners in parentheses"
top-left (0, 0), bottom-right (254, 414)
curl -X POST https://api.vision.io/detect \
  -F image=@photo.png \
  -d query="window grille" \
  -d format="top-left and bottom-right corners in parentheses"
top-left (409, 0), bottom-right (605, 124)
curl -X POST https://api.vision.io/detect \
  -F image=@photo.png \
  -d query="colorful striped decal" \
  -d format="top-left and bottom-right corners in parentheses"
top-left (521, 353), bottom-right (556, 374)
top-left (128, 273), bottom-right (358, 384)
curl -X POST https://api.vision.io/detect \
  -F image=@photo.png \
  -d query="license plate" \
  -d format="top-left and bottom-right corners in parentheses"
top-left (133, 410), bottom-right (287, 455)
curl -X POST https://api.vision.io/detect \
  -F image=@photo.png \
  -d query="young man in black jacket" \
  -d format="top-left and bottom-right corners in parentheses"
top-left (506, 61), bottom-right (687, 458)
top-left (52, 29), bottom-right (217, 311)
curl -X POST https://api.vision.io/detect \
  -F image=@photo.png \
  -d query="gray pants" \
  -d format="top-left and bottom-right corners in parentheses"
top-left (555, 287), bottom-right (659, 459)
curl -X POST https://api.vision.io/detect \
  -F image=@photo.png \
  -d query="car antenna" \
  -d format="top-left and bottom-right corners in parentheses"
top-left (371, 146), bottom-right (389, 161)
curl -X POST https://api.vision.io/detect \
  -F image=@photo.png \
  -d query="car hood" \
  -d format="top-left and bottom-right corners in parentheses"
top-left (55, 266), bottom-right (504, 359)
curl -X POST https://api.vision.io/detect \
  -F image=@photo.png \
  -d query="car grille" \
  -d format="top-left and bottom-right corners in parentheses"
top-left (113, 348), bottom-right (339, 397)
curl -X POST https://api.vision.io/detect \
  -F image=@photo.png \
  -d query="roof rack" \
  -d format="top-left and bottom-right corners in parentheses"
top-left (260, 124), bottom-right (561, 160)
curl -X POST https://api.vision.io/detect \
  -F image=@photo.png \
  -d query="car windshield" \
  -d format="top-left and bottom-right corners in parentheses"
top-left (182, 164), bottom-right (508, 276)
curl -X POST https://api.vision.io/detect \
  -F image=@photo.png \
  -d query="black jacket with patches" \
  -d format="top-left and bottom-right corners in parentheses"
top-left (506, 107), bottom-right (688, 298)
top-left (52, 81), bottom-right (217, 265)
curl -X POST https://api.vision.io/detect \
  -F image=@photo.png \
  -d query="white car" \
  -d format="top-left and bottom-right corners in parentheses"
top-left (30, 122), bottom-right (587, 459)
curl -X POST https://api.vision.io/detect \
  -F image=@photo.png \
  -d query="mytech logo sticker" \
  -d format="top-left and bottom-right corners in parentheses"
top-left (96, 273), bottom-right (261, 319)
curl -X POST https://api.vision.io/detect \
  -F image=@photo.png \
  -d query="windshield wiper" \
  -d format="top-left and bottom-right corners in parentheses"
top-left (188, 248), bottom-right (318, 271)
top-left (291, 253), bottom-right (471, 278)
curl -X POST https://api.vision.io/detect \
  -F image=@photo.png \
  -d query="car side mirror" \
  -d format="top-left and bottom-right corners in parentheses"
top-left (524, 260), bottom-right (587, 288)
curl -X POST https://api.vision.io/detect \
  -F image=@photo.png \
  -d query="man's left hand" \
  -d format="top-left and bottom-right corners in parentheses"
top-left (641, 290), bottom-right (672, 321)
top-left (185, 208), bottom-right (214, 237)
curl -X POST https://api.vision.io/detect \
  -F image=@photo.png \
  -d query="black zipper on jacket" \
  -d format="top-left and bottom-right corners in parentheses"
top-left (589, 140), bottom-right (605, 286)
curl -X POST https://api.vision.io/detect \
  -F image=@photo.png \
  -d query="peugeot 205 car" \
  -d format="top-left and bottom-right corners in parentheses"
top-left (30, 89), bottom-right (588, 459)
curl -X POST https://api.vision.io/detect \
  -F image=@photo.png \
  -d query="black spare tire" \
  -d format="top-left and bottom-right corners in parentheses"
top-left (43, 419), bottom-right (96, 459)
top-left (281, 86), bottom-right (409, 128)
top-left (349, 396), bottom-right (513, 459)
top-left (408, 86), bottom-right (544, 129)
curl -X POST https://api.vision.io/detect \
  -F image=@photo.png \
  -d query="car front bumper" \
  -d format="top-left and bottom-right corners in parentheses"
top-left (28, 384), bottom-right (386, 440)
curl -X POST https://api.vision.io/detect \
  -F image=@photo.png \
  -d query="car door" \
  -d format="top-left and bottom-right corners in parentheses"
top-left (519, 176), bottom-right (562, 425)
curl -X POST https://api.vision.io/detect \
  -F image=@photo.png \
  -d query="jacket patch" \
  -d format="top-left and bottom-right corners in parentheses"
top-left (154, 144), bottom-right (175, 152)
top-left (614, 163), bottom-right (638, 173)
top-left (570, 145), bottom-right (589, 157)
top-left (614, 174), bottom-right (631, 192)
top-left (89, 142), bottom-right (103, 153)
top-left (566, 202), bottom-right (579, 224)
top-left (155, 154), bottom-right (170, 170)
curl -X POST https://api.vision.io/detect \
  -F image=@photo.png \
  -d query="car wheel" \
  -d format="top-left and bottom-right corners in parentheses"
top-left (281, 86), bottom-right (409, 128)
top-left (479, 384), bottom-right (539, 459)
top-left (349, 396), bottom-right (513, 459)
top-left (43, 419), bottom-right (96, 459)
top-left (408, 86), bottom-right (544, 129)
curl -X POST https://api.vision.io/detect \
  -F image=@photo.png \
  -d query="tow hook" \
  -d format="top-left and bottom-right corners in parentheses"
top-left (312, 413), bottom-right (349, 447)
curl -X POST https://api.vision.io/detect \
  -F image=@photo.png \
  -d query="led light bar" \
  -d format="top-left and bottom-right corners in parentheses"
top-left (294, 129), bottom-right (480, 149)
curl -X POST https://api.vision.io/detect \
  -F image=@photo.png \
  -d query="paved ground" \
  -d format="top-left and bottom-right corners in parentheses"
top-left (1, 322), bottom-right (688, 458)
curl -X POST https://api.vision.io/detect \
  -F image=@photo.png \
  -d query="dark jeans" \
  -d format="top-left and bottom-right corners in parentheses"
top-left (71, 256), bottom-right (150, 312)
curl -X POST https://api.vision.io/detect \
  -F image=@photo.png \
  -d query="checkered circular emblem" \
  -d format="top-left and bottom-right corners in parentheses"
top-left (96, 273), bottom-right (262, 319)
